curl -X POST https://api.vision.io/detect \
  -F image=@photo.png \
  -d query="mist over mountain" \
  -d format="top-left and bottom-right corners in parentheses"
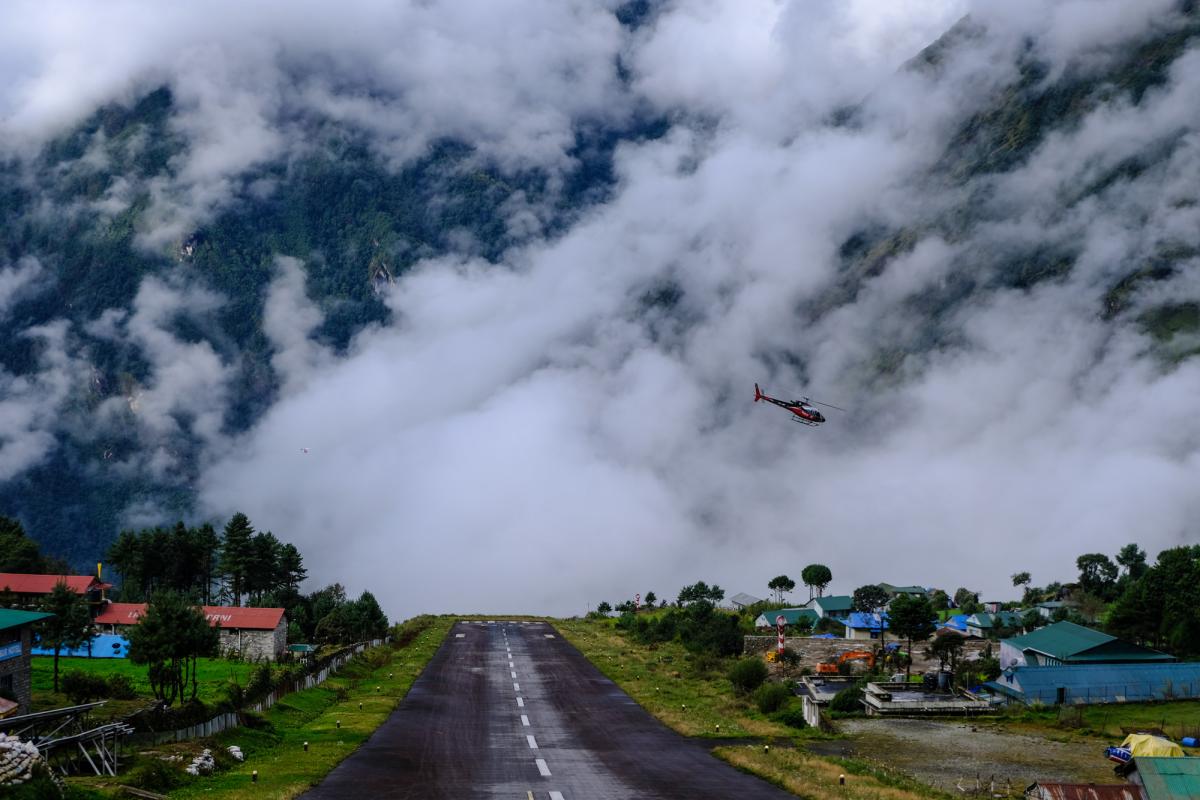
top-left (2, 0), bottom-right (1199, 618)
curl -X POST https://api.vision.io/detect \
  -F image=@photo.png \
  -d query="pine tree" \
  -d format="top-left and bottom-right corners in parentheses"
top-left (220, 513), bottom-right (255, 606)
top-left (36, 582), bottom-right (93, 693)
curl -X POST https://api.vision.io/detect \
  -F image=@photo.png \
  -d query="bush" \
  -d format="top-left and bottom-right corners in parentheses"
top-left (61, 670), bottom-right (108, 704)
top-left (126, 759), bottom-right (186, 792)
top-left (728, 657), bottom-right (769, 694)
top-left (778, 647), bottom-right (801, 667)
top-left (753, 681), bottom-right (793, 714)
top-left (106, 674), bottom-right (137, 700)
top-left (829, 685), bottom-right (864, 713)
top-left (770, 703), bottom-right (809, 729)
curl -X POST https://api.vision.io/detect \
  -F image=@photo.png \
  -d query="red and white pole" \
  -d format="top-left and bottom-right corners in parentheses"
top-left (635, 593), bottom-right (641, 611)
top-left (776, 615), bottom-right (786, 656)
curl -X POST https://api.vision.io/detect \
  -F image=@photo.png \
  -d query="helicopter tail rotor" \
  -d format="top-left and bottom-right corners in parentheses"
top-left (754, 383), bottom-right (764, 402)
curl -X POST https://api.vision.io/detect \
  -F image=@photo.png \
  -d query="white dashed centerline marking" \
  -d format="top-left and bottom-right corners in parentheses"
top-left (455, 633), bottom-right (465, 638)
top-left (535, 759), bottom-right (551, 777)
top-left (544, 634), bottom-right (555, 639)
top-left (550, 793), bottom-right (565, 800)
top-left (511, 670), bottom-right (518, 679)
top-left (509, 661), bottom-right (515, 667)
top-left (527, 735), bottom-right (538, 749)
top-left (516, 697), bottom-right (524, 708)
top-left (514, 682), bottom-right (520, 691)
top-left (521, 714), bottom-right (530, 726)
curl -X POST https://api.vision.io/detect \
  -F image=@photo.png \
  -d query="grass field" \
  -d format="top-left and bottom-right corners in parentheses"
top-left (555, 617), bottom-right (805, 739)
top-left (139, 615), bottom-right (452, 800)
top-left (999, 699), bottom-right (1200, 741)
top-left (31, 655), bottom-right (257, 707)
top-left (715, 746), bottom-right (952, 800)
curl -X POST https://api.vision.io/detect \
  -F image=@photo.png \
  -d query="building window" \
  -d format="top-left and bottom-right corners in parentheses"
top-left (0, 674), bottom-right (13, 696)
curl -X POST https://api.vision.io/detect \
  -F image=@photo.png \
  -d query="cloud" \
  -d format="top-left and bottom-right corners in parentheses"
top-left (3, 1), bottom-right (1200, 619)
top-left (0, 321), bottom-right (83, 480)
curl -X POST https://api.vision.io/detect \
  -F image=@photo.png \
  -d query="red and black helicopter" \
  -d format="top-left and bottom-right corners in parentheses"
top-left (754, 383), bottom-right (844, 426)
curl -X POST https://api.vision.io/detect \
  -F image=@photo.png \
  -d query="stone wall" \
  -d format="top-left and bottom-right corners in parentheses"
top-left (0, 628), bottom-right (33, 715)
top-left (218, 619), bottom-right (287, 661)
top-left (744, 635), bottom-right (991, 673)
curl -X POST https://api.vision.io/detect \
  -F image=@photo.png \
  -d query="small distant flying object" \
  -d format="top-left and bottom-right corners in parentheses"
top-left (754, 383), bottom-right (844, 427)
top-left (301, 447), bottom-right (310, 454)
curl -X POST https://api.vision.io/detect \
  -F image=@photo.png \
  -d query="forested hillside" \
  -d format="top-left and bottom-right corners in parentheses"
top-left (0, 2), bottom-right (1198, 615)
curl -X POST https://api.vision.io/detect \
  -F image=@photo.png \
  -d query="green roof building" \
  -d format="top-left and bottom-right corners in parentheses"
top-left (1133, 756), bottom-right (1200, 799)
top-left (807, 595), bottom-right (854, 620)
top-left (1001, 621), bottom-right (1175, 668)
top-left (0, 608), bottom-right (53, 717)
top-left (879, 583), bottom-right (928, 599)
top-left (754, 608), bottom-right (819, 629)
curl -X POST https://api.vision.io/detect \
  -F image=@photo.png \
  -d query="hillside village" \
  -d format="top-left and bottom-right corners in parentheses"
top-left (588, 547), bottom-right (1200, 797)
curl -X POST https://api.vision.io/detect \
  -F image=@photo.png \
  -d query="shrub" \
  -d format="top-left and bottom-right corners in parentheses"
top-left (770, 703), bottom-right (809, 729)
top-left (106, 674), bottom-right (137, 700)
top-left (753, 681), bottom-right (793, 714)
top-left (61, 670), bottom-right (108, 704)
top-left (126, 759), bottom-right (186, 792)
top-left (245, 663), bottom-right (275, 702)
top-left (778, 647), bottom-right (801, 667)
top-left (829, 685), bottom-right (864, 713)
top-left (728, 657), bottom-right (769, 694)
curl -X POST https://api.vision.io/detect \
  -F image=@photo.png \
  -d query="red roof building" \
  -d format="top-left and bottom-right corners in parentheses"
top-left (0, 574), bottom-right (110, 615)
top-left (0, 573), bottom-right (109, 596)
top-left (94, 602), bottom-right (287, 660)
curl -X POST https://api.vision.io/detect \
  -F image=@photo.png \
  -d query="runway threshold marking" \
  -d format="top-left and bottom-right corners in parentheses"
top-left (535, 758), bottom-right (551, 777)
top-left (521, 714), bottom-right (530, 726)
top-left (527, 734), bottom-right (538, 749)
top-left (517, 697), bottom-right (524, 707)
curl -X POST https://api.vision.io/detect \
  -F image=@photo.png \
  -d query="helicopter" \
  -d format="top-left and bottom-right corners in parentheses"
top-left (754, 383), bottom-right (844, 426)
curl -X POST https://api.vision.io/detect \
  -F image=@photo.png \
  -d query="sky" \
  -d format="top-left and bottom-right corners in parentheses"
top-left (1, 0), bottom-right (1199, 619)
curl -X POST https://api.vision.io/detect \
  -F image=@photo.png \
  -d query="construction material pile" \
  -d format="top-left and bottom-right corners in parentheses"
top-left (0, 732), bottom-right (42, 786)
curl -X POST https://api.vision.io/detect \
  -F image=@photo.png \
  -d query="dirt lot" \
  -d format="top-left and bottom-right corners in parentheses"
top-left (809, 718), bottom-right (1117, 794)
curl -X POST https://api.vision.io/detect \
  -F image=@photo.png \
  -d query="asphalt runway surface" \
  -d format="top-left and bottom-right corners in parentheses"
top-left (301, 620), bottom-right (797, 799)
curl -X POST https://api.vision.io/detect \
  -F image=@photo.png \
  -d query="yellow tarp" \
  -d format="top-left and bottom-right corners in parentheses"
top-left (1120, 733), bottom-right (1184, 757)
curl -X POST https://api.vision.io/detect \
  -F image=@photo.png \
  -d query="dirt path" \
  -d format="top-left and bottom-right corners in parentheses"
top-left (809, 718), bottom-right (1117, 794)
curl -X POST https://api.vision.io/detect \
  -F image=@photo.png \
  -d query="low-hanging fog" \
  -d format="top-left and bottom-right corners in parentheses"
top-left (2, 0), bottom-right (1199, 618)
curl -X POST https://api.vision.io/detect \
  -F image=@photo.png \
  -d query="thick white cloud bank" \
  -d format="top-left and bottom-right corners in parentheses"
top-left (4, 0), bottom-right (1200, 618)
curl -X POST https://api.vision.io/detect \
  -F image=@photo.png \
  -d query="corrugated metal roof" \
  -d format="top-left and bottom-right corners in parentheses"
top-left (813, 595), bottom-right (854, 612)
top-left (0, 608), bottom-right (53, 632)
top-left (92, 603), bottom-right (285, 630)
top-left (1134, 756), bottom-right (1200, 799)
top-left (997, 663), bottom-right (1200, 705)
top-left (1025, 781), bottom-right (1145, 800)
top-left (756, 608), bottom-right (818, 626)
top-left (0, 573), bottom-right (104, 595)
top-left (94, 602), bottom-right (146, 626)
top-left (1004, 621), bottom-right (1115, 659)
top-left (730, 592), bottom-right (763, 606)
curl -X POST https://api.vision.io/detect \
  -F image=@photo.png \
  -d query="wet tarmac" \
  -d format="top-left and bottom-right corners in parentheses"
top-left (299, 620), bottom-right (796, 799)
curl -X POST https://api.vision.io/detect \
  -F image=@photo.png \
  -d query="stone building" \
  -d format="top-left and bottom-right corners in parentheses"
top-left (0, 609), bottom-right (52, 717)
top-left (94, 602), bottom-right (287, 661)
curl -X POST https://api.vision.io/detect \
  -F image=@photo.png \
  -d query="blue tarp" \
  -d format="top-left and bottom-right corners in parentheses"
top-left (846, 611), bottom-right (889, 631)
top-left (808, 633), bottom-right (838, 639)
top-left (32, 633), bottom-right (130, 659)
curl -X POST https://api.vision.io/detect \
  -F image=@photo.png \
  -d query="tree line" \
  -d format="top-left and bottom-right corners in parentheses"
top-left (107, 512), bottom-right (306, 607)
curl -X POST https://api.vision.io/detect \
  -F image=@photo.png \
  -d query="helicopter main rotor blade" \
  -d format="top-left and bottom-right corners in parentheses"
top-left (809, 399), bottom-right (846, 412)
